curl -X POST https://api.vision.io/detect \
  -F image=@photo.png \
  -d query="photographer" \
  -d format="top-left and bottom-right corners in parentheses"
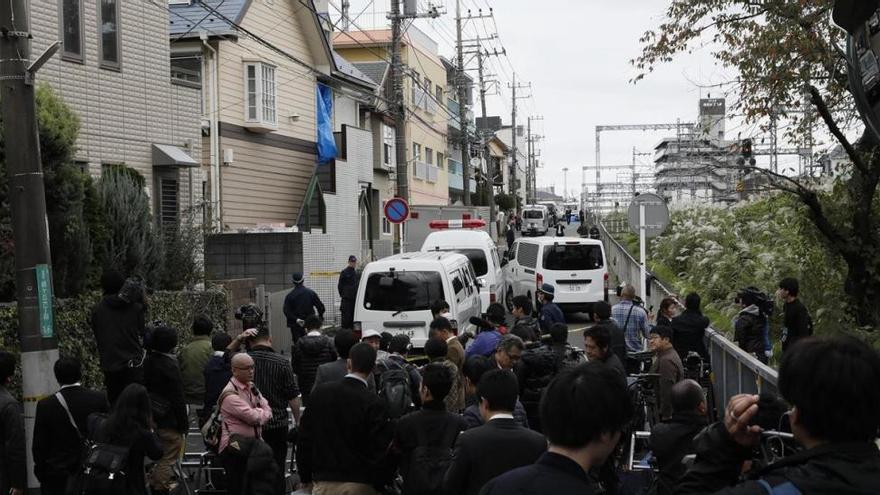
top-left (91, 270), bottom-right (147, 404)
top-left (676, 336), bottom-right (880, 494)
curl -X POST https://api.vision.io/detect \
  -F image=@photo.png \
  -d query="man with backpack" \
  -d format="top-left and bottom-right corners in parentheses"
top-left (33, 357), bottom-right (109, 495)
top-left (393, 363), bottom-right (468, 495)
top-left (292, 315), bottom-right (337, 406)
top-left (375, 335), bottom-right (422, 418)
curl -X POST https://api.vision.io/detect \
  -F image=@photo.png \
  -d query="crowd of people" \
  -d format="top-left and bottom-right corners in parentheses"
top-left (0, 268), bottom-right (879, 495)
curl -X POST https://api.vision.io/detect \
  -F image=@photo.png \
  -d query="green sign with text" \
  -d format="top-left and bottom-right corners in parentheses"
top-left (36, 264), bottom-right (54, 338)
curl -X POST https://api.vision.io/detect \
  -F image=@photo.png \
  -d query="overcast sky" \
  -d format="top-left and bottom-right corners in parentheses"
top-left (333, 0), bottom-right (748, 199)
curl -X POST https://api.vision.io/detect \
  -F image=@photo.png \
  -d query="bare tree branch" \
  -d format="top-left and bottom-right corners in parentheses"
top-left (809, 85), bottom-right (869, 175)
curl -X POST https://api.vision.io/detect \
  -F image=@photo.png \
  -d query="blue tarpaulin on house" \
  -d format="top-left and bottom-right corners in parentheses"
top-left (317, 84), bottom-right (337, 164)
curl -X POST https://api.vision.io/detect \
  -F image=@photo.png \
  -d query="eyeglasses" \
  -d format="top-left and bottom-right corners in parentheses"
top-left (233, 365), bottom-right (255, 371)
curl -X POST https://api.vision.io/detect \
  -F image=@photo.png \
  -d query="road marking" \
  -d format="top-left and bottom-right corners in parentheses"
top-left (568, 325), bottom-right (592, 333)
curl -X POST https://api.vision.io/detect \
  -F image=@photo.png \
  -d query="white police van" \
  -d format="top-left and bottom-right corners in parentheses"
top-left (502, 236), bottom-right (608, 314)
top-left (420, 222), bottom-right (503, 311)
top-left (521, 205), bottom-right (550, 236)
top-left (353, 252), bottom-right (482, 348)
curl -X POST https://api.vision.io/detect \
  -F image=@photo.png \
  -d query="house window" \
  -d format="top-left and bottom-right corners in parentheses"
top-left (412, 143), bottom-right (421, 162)
top-left (60, 0), bottom-right (83, 61)
top-left (171, 54), bottom-right (202, 87)
top-left (435, 85), bottom-right (443, 103)
top-left (411, 73), bottom-right (420, 102)
top-left (155, 172), bottom-right (180, 232)
top-left (425, 147), bottom-right (433, 165)
top-left (98, 0), bottom-right (120, 68)
top-left (245, 62), bottom-right (277, 126)
top-left (437, 153), bottom-right (445, 170)
top-left (383, 143), bottom-right (392, 165)
top-left (382, 215), bottom-right (392, 235)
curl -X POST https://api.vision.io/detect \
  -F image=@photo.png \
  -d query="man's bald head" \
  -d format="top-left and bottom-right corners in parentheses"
top-left (231, 353), bottom-right (255, 384)
top-left (671, 379), bottom-right (706, 415)
top-left (621, 284), bottom-right (636, 300)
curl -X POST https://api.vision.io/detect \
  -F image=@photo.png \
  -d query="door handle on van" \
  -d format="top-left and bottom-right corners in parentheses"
top-left (524, 269), bottom-right (535, 275)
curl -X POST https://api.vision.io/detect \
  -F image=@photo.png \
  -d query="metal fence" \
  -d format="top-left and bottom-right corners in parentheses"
top-left (599, 221), bottom-right (778, 414)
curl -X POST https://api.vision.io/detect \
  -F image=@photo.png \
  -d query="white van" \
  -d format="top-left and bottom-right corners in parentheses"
top-left (353, 252), bottom-right (482, 348)
top-left (502, 237), bottom-right (608, 314)
top-left (420, 229), bottom-right (504, 310)
top-left (521, 205), bottom-right (550, 236)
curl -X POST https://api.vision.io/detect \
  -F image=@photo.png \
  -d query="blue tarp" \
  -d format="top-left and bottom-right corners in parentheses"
top-left (316, 84), bottom-right (337, 164)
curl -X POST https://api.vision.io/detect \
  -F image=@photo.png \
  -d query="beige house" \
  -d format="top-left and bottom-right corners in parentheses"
top-left (169, 0), bottom-right (343, 232)
top-left (31, 0), bottom-right (203, 226)
top-left (333, 27), bottom-right (450, 205)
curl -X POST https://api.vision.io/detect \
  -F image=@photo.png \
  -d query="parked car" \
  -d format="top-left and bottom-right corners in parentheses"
top-left (420, 229), bottom-right (504, 310)
top-left (502, 236), bottom-right (609, 314)
top-left (353, 252), bottom-right (482, 348)
top-left (521, 205), bottom-right (550, 236)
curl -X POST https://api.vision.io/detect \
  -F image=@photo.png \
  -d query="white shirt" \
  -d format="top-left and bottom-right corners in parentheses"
top-left (488, 413), bottom-right (514, 421)
top-left (59, 382), bottom-right (81, 390)
top-left (307, 331), bottom-right (321, 337)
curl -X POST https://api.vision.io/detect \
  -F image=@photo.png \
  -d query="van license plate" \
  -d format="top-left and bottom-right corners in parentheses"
top-left (568, 285), bottom-right (584, 292)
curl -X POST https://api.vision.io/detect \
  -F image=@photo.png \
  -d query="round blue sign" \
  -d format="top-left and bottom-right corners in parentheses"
top-left (384, 198), bottom-right (410, 224)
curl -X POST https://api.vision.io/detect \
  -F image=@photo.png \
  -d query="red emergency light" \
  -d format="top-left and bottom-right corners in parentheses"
top-left (429, 219), bottom-right (487, 230)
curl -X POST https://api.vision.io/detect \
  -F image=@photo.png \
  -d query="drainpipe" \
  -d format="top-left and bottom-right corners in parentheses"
top-left (201, 32), bottom-right (221, 230)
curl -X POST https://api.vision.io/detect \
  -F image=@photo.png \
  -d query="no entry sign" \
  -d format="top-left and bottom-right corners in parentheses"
top-left (384, 197), bottom-right (410, 224)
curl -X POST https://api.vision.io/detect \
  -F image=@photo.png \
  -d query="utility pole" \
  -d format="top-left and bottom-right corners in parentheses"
top-left (470, 38), bottom-right (503, 240)
top-left (1, 0), bottom-right (60, 490)
top-left (455, 0), bottom-right (471, 205)
top-left (341, 0), bottom-right (351, 31)
top-left (562, 167), bottom-right (569, 201)
top-left (526, 115), bottom-right (543, 203)
top-left (508, 76), bottom-right (530, 202)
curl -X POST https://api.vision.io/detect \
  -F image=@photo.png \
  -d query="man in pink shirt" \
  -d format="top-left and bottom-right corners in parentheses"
top-left (218, 352), bottom-right (272, 495)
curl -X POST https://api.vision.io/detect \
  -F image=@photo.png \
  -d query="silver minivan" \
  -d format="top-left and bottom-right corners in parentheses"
top-left (521, 205), bottom-right (549, 236)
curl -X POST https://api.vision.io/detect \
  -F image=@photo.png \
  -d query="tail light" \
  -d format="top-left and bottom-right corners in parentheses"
top-left (489, 284), bottom-right (497, 303)
top-left (353, 321), bottom-right (362, 340)
top-left (449, 319), bottom-right (459, 336)
top-left (536, 272), bottom-right (544, 289)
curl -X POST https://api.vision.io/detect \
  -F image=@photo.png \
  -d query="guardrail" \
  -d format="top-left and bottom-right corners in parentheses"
top-left (598, 221), bottom-right (778, 415)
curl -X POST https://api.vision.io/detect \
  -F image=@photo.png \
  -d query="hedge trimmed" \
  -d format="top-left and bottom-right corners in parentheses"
top-left (0, 289), bottom-right (228, 398)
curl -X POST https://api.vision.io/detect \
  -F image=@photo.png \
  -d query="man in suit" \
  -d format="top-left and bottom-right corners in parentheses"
top-left (443, 369), bottom-right (546, 495)
top-left (430, 317), bottom-right (464, 371)
top-left (480, 362), bottom-right (633, 495)
top-left (33, 357), bottom-right (110, 495)
top-left (311, 329), bottom-right (366, 391)
top-left (297, 343), bottom-right (393, 495)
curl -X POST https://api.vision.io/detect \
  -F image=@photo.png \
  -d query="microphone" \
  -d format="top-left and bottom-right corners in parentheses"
top-left (469, 316), bottom-right (494, 329)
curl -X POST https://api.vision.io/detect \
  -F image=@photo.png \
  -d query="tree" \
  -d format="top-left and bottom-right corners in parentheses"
top-left (494, 192), bottom-right (516, 212)
top-left (98, 167), bottom-right (164, 289)
top-left (635, 1), bottom-right (880, 328)
top-left (0, 85), bottom-right (100, 299)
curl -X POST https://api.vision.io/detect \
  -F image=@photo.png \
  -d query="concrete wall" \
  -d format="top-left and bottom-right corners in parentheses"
top-left (204, 232), bottom-right (304, 294)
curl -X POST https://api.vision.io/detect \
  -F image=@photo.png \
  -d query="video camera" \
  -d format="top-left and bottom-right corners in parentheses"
top-left (234, 303), bottom-right (265, 331)
top-left (735, 286), bottom-right (774, 317)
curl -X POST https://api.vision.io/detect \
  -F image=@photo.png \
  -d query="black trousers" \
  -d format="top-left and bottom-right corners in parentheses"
top-left (221, 449), bottom-right (245, 495)
top-left (39, 474), bottom-right (68, 495)
top-left (340, 298), bottom-right (355, 329)
top-left (262, 427), bottom-right (288, 494)
top-left (104, 366), bottom-right (144, 404)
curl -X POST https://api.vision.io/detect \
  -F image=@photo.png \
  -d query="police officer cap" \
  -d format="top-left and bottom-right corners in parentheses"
top-left (537, 283), bottom-right (556, 296)
top-left (292, 272), bottom-right (304, 284)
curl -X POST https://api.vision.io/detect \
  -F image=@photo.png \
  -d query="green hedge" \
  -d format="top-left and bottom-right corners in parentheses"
top-left (0, 289), bottom-right (228, 398)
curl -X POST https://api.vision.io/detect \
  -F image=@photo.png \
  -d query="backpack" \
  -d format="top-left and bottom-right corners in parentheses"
top-left (201, 389), bottom-right (238, 451)
top-left (403, 422), bottom-right (460, 495)
top-left (376, 358), bottom-right (414, 419)
top-left (76, 443), bottom-right (130, 495)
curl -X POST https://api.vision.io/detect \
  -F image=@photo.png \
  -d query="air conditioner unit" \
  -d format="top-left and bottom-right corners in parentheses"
top-left (223, 148), bottom-right (234, 165)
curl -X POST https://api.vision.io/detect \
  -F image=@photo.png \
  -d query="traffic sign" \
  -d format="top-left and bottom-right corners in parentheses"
top-left (627, 193), bottom-right (670, 239)
top-left (384, 197), bottom-right (410, 224)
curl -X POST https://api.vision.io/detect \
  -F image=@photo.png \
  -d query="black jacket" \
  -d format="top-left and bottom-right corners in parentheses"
top-left (734, 306), bottom-right (766, 357)
top-left (283, 285), bottom-right (325, 328)
top-left (143, 352), bottom-right (188, 433)
top-left (33, 385), bottom-right (109, 480)
top-left (516, 344), bottom-right (558, 432)
top-left (202, 353), bottom-right (232, 422)
top-left (596, 318), bottom-right (627, 366)
top-left (92, 419), bottom-right (162, 495)
top-left (461, 395), bottom-right (530, 430)
top-left (0, 386), bottom-right (25, 493)
top-left (479, 451), bottom-right (597, 495)
top-left (293, 334), bottom-right (337, 404)
top-left (223, 434), bottom-right (279, 495)
top-left (676, 422), bottom-right (880, 494)
top-left (511, 316), bottom-right (540, 343)
top-left (781, 299), bottom-right (810, 352)
top-left (443, 417), bottom-right (547, 495)
top-left (90, 295), bottom-right (146, 372)
top-left (601, 351), bottom-right (627, 379)
top-left (297, 376), bottom-right (393, 487)
top-left (338, 266), bottom-right (359, 300)
top-left (672, 310), bottom-right (710, 360)
top-left (649, 411), bottom-right (707, 495)
top-left (393, 401), bottom-right (468, 495)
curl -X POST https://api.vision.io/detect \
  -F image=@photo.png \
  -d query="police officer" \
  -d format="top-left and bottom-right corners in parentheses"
top-left (536, 283), bottom-right (565, 335)
top-left (337, 255), bottom-right (359, 329)
top-left (283, 272), bottom-right (325, 345)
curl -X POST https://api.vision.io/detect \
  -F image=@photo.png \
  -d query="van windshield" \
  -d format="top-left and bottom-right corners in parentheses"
top-left (543, 244), bottom-right (604, 271)
top-left (523, 210), bottom-right (543, 219)
top-left (430, 249), bottom-right (488, 276)
top-left (363, 271), bottom-right (445, 312)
